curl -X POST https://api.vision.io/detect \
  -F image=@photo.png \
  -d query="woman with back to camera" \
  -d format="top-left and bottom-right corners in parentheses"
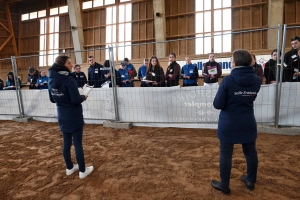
top-left (211, 49), bottom-right (262, 195)
top-left (145, 56), bottom-right (165, 87)
top-left (48, 55), bottom-right (94, 179)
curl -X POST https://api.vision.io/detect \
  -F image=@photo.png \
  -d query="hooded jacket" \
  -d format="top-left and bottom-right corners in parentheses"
top-left (213, 66), bottom-right (261, 144)
top-left (48, 63), bottom-right (85, 133)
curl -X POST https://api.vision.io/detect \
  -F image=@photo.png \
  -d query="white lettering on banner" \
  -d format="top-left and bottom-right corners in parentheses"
top-left (184, 101), bottom-right (213, 108)
top-left (234, 91), bottom-right (257, 96)
top-left (172, 89), bottom-right (218, 103)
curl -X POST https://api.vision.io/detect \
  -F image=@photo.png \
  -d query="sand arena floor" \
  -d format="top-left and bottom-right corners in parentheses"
top-left (0, 120), bottom-right (299, 200)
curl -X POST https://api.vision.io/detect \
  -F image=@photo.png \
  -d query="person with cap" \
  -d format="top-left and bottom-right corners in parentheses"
top-left (35, 69), bottom-right (49, 89)
top-left (123, 57), bottom-right (137, 87)
top-left (118, 61), bottom-right (132, 87)
top-left (87, 56), bottom-right (108, 88)
top-left (72, 64), bottom-right (87, 88)
top-left (27, 66), bottom-right (40, 89)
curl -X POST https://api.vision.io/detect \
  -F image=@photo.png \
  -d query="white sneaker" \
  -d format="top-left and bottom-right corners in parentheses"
top-left (66, 164), bottom-right (79, 176)
top-left (79, 166), bottom-right (94, 179)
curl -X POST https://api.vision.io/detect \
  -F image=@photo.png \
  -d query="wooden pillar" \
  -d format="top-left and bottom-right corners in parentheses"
top-left (153, 0), bottom-right (166, 58)
top-left (268, 0), bottom-right (284, 50)
top-left (5, 2), bottom-right (19, 56)
top-left (67, 0), bottom-right (85, 64)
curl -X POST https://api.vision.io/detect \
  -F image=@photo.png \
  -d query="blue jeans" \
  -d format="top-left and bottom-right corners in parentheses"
top-left (62, 127), bottom-right (85, 172)
top-left (219, 141), bottom-right (258, 188)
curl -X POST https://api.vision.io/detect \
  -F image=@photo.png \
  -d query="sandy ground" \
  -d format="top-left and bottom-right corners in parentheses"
top-left (0, 120), bottom-right (299, 200)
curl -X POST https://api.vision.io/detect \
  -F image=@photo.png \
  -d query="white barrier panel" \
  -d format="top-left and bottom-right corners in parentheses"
top-left (1, 83), bottom-right (300, 126)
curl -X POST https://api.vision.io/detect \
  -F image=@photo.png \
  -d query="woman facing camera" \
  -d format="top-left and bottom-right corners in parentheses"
top-left (145, 56), bottom-right (165, 87)
top-left (48, 55), bottom-right (94, 179)
top-left (211, 50), bottom-right (262, 195)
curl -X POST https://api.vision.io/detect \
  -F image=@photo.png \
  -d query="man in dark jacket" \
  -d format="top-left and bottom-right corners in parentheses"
top-left (87, 56), bottom-right (109, 88)
top-left (202, 53), bottom-right (222, 86)
top-left (27, 67), bottom-right (40, 89)
top-left (284, 36), bottom-right (300, 82)
top-left (72, 64), bottom-right (87, 88)
top-left (211, 50), bottom-right (261, 195)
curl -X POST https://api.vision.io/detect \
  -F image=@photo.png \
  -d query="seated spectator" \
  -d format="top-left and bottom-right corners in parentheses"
top-left (251, 54), bottom-right (263, 84)
top-left (0, 77), bottom-right (4, 90)
top-left (138, 58), bottom-right (149, 87)
top-left (35, 70), bottom-right (49, 89)
top-left (118, 61), bottom-right (132, 87)
top-left (145, 56), bottom-right (165, 87)
top-left (123, 57), bottom-right (137, 87)
top-left (27, 67), bottom-right (40, 89)
top-left (72, 64), bottom-right (87, 88)
top-left (181, 56), bottom-right (199, 86)
top-left (5, 71), bottom-right (21, 90)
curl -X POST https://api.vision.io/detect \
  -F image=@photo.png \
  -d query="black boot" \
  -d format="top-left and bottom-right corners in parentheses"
top-left (211, 180), bottom-right (231, 195)
top-left (241, 175), bottom-right (255, 190)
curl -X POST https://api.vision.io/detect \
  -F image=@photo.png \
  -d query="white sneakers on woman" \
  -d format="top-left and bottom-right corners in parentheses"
top-left (66, 164), bottom-right (94, 179)
top-left (79, 166), bottom-right (94, 179)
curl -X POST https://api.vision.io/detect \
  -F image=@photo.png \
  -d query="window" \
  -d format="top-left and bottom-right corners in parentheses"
top-left (59, 6), bottom-right (68, 14)
top-left (50, 7), bottom-right (58, 16)
top-left (195, 0), bottom-right (231, 54)
top-left (105, 4), bottom-right (132, 60)
top-left (39, 17), bottom-right (60, 66)
top-left (21, 13), bottom-right (29, 21)
top-left (83, 0), bottom-right (116, 9)
top-left (38, 10), bottom-right (46, 18)
top-left (29, 12), bottom-right (37, 19)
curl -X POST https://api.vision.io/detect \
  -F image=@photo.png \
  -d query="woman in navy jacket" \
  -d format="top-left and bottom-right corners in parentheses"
top-left (211, 50), bottom-right (261, 195)
top-left (48, 55), bottom-right (93, 179)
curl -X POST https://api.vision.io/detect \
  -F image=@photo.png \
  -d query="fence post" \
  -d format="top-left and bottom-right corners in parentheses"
top-left (108, 45), bottom-right (120, 121)
top-left (275, 24), bottom-right (287, 128)
top-left (11, 56), bottom-right (25, 119)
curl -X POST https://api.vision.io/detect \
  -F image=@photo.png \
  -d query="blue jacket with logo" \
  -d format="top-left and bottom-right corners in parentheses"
top-left (118, 68), bottom-right (131, 87)
top-left (36, 76), bottom-right (49, 89)
top-left (48, 63), bottom-right (85, 133)
top-left (88, 62), bottom-right (110, 88)
top-left (72, 72), bottom-right (87, 88)
top-left (181, 63), bottom-right (198, 85)
top-left (213, 66), bottom-right (261, 144)
top-left (138, 65), bottom-right (147, 87)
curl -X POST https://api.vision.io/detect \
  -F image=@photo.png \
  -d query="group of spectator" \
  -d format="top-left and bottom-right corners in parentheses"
top-left (81, 52), bottom-right (223, 89)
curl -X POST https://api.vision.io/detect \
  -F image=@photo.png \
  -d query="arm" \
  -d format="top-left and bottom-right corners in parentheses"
top-left (83, 73), bottom-right (88, 84)
top-left (202, 63), bottom-right (210, 78)
top-left (257, 67), bottom-right (264, 84)
top-left (156, 68), bottom-right (165, 86)
top-left (138, 67), bottom-right (142, 79)
top-left (132, 65), bottom-right (137, 77)
top-left (66, 77), bottom-right (86, 104)
top-left (169, 64), bottom-right (181, 81)
top-left (213, 77), bottom-right (227, 109)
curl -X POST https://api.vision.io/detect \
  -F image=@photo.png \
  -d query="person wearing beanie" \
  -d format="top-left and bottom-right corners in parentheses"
top-left (48, 55), bottom-right (94, 179)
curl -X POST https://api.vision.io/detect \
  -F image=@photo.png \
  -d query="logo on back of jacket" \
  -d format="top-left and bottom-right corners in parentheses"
top-left (234, 91), bottom-right (257, 96)
top-left (51, 88), bottom-right (64, 97)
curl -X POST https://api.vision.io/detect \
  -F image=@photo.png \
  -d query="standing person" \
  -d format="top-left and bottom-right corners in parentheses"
top-left (123, 58), bottom-right (137, 87)
top-left (165, 52), bottom-right (180, 87)
top-left (138, 58), bottom-right (149, 87)
top-left (284, 37), bottom-right (300, 82)
top-left (145, 56), bottom-right (165, 87)
top-left (27, 67), bottom-right (40, 89)
top-left (48, 55), bottom-right (94, 179)
top-left (103, 60), bottom-right (121, 87)
top-left (251, 54), bottom-right (263, 84)
top-left (181, 56), bottom-right (199, 86)
top-left (211, 49), bottom-right (261, 195)
top-left (118, 61), bottom-right (132, 87)
top-left (286, 48), bottom-right (300, 82)
top-left (35, 70), bottom-right (49, 89)
top-left (87, 56), bottom-right (108, 88)
top-left (264, 49), bottom-right (279, 84)
top-left (202, 53), bottom-right (222, 86)
top-left (72, 64), bottom-right (87, 88)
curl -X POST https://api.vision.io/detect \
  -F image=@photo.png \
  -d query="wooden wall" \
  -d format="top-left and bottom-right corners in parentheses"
top-left (2, 0), bottom-right (300, 80)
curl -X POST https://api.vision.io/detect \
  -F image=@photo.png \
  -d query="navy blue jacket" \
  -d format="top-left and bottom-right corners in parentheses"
top-left (48, 63), bottom-right (85, 133)
top-left (72, 71), bottom-right (87, 88)
top-left (213, 66), bottom-right (261, 144)
top-left (88, 62), bottom-right (109, 88)
top-left (36, 76), bottom-right (49, 89)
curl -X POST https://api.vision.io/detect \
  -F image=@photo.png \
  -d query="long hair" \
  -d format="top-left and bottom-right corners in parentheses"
top-left (55, 55), bottom-right (70, 66)
top-left (146, 56), bottom-right (162, 75)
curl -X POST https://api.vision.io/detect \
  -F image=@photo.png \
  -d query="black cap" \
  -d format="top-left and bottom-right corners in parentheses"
top-left (123, 58), bottom-right (129, 62)
top-left (121, 61), bottom-right (126, 66)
